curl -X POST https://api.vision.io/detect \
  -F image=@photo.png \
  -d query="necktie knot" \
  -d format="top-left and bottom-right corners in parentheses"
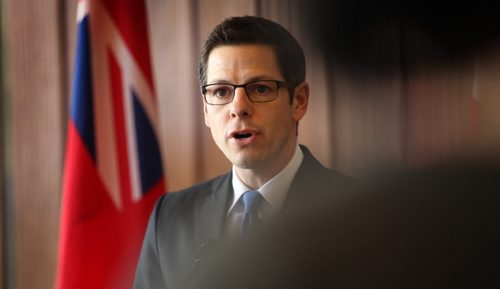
top-left (240, 190), bottom-right (264, 236)
top-left (242, 190), bottom-right (263, 215)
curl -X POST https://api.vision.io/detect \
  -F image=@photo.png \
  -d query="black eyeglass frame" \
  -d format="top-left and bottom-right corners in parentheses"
top-left (201, 80), bottom-right (294, 105)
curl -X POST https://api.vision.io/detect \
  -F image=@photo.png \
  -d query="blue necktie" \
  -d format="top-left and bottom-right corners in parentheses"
top-left (240, 190), bottom-right (264, 236)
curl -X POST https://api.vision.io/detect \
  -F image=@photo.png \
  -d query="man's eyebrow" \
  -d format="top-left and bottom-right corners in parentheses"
top-left (245, 75), bottom-right (279, 82)
top-left (207, 75), bottom-right (280, 85)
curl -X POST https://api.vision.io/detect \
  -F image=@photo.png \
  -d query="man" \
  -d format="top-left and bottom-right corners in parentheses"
top-left (134, 16), bottom-right (354, 289)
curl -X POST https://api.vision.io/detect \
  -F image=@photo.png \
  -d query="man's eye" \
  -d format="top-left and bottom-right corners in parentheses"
top-left (210, 86), bottom-right (232, 98)
top-left (255, 85), bottom-right (270, 94)
top-left (215, 88), bottom-right (228, 97)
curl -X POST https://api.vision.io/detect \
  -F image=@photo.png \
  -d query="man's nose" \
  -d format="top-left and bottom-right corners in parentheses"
top-left (229, 87), bottom-right (252, 118)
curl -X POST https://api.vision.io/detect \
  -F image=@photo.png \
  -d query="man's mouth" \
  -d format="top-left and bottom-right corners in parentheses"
top-left (234, 132), bottom-right (253, 139)
top-left (230, 130), bottom-right (258, 144)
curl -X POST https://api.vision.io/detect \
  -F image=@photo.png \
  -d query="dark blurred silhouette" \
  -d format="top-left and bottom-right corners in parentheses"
top-left (185, 160), bottom-right (500, 289)
top-left (304, 0), bottom-right (500, 74)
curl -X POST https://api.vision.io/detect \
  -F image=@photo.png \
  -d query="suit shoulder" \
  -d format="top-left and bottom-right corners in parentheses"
top-left (154, 172), bottom-right (231, 216)
top-left (300, 145), bottom-right (356, 184)
top-left (326, 168), bottom-right (356, 184)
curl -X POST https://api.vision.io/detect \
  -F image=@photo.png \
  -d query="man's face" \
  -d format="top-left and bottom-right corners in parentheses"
top-left (204, 44), bottom-right (308, 174)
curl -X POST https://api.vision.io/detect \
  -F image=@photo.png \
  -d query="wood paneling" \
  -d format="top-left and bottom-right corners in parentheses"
top-left (330, 69), bottom-right (404, 176)
top-left (4, 1), bottom-right (65, 289)
top-left (0, 2), bottom-right (4, 285)
top-left (404, 63), bottom-right (473, 166)
top-left (148, 0), bottom-right (205, 191)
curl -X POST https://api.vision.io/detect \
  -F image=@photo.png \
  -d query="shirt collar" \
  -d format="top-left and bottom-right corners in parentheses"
top-left (230, 145), bottom-right (304, 211)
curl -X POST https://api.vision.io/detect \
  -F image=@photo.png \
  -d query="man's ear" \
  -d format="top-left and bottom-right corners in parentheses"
top-left (292, 81), bottom-right (309, 122)
top-left (203, 97), bottom-right (211, 127)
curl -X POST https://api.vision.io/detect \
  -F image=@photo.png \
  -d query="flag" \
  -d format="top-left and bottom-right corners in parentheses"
top-left (55, 0), bottom-right (165, 288)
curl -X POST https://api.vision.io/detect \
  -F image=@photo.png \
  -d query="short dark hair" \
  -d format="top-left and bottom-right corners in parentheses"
top-left (199, 16), bottom-right (306, 92)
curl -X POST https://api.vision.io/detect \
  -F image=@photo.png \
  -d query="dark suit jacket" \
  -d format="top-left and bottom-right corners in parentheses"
top-left (134, 145), bottom-right (354, 289)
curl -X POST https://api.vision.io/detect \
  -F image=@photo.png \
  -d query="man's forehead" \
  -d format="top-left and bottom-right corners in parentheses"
top-left (207, 44), bottom-right (276, 61)
top-left (206, 44), bottom-right (282, 82)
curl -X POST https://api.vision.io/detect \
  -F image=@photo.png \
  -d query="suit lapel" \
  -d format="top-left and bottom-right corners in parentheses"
top-left (196, 172), bottom-right (233, 245)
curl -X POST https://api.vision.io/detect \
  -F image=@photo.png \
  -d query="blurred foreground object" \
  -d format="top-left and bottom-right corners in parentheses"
top-left (303, 0), bottom-right (500, 74)
top-left (186, 160), bottom-right (500, 289)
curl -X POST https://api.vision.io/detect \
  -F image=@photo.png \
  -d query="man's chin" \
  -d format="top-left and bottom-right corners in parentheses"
top-left (232, 160), bottom-right (257, 170)
top-left (229, 154), bottom-right (261, 170)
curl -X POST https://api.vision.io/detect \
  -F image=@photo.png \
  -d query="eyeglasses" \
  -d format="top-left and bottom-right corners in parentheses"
top-left (201, 80), bottom-right (292, 105)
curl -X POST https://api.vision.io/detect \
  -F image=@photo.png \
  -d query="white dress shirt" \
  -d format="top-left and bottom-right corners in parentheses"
top-left (225, 145), bottom-right (304, 238)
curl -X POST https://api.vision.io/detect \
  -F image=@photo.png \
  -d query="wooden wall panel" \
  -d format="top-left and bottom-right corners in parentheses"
top-left (147, 0), bottom-right (205, 192)
top-left (473, 52), bottom-right (500, 149)
top-left (404, 63), bottom-right (473, 166)
top-left (323, 20), bottom-right (405, 176)
top-left (4, 1), bottom-right (65, 289)
top-left (65, 0), bottom-right (77, 104)
top-left (0, 7), bottom-right (4, 285)
top-left (330, 70), bottom-right (404, 176)
top-left (0, 1), bottom-right (5, 286)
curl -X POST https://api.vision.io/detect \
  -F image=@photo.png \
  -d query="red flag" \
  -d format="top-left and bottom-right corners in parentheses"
top-left (55, 1), bottom-right (165, 288)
